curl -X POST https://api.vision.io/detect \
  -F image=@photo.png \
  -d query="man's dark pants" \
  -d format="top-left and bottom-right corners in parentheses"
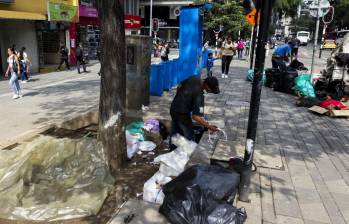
top-left (57, 58), bottom-right (70, 70)
top-left (271, 56), bottom-right (286, 70)
top-left (77, 59), bottom-right (87, 73)
top-left (170, 115), bottom-right (194, 150)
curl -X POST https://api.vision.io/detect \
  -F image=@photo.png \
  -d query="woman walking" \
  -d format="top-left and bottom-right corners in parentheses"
top-left (237, 39), bottom-right (245, 59)
top-left (5, 47), bottom-right (22, 99)
top-left (221, 37), bottom-right (235, 78)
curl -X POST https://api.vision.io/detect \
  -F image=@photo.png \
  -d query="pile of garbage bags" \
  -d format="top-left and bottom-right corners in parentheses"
top-left (142, 134), bottom-right (197, 204)
top-left (160, 165), bottom-right (246, 224)
top-left (126, 119), bottom-right (166, 159)
top-left (0, 135), bottom-right (114, 221)
top-left (142, 134), bottom-right (247, 224)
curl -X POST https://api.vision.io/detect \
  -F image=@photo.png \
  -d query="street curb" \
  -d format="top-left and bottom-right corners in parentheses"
top-left (0, 109), bottom-right (98, 150)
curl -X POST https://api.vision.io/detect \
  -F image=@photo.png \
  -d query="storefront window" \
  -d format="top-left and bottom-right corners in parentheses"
top-left (80, 0), bottom-right (96, 7)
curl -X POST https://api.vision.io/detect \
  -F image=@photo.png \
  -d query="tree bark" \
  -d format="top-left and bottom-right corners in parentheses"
top-left (97, 0), bottom-right (126, 177)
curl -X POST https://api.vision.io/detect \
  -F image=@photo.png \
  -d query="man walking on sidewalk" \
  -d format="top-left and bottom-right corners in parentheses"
top-left (57, 44), bottom-right (70, 71)
top-left (76, 43), bottom-right (87, 74)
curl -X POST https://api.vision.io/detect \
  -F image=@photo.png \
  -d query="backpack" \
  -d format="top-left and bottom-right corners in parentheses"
top-left (12, 56), bottom-right (18, 74)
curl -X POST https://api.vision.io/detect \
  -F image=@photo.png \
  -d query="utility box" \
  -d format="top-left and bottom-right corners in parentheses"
top-left (126, 35), bottom-right (152, 111)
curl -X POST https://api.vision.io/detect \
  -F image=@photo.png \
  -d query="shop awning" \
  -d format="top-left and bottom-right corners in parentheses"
top-left (0, 10), bottom-right (46, 20)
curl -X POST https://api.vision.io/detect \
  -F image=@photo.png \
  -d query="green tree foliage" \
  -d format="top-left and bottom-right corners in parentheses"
top-left (195, 0), bottom-right (249, 39)
top-left (274, 0), bottom-right (302, 17)
top-left (290, 15), bottom-right (316, 33)
top-left (330, 0), bottom-right (349, 30)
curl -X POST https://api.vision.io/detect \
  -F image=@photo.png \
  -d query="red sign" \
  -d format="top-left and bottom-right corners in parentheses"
top-left (124, 15), bottom-right (141, 29)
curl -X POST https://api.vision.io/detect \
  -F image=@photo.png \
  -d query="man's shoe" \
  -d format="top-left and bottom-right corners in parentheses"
top-left (12, 95), bottom-right (19, 99)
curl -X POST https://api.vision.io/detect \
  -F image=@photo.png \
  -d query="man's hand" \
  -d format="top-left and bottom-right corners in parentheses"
top-left (4, 72), bottom-right (8, 78)
top-left (208, 125), bottom-right (218, 132)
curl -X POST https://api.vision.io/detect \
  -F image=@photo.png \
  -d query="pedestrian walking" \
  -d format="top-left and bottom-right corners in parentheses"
top-left (237, 39), bottom-right (245, 59)
top-left (76, 43), bottom-right (87, 74)
top-left (5, 47), bottom-right (22, 99)
top-left (245, 39), bottom-right (250, 56)
top-left (57, 44), bottom-right (70, 71)
top-left (18, 47), bottom-right (30, 83)
top-left (206, 52), bottom-right (217, 77)
top-left (221, 37), bottom-right (235, 78)
top-left (160, 43), bottom-right (170, 62)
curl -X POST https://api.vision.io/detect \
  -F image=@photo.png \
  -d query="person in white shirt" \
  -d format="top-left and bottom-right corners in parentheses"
top-left (5, 47), bottom-right (22, 99)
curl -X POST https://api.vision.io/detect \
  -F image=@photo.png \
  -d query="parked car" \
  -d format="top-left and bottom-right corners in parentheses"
top-left (296, 31), bottom-right (311, 46)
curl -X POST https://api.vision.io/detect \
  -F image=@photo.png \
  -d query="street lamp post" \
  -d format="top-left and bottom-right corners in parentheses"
top-left (149, 0), bottom-right (153, 37)
top-left (310, 0), bottom-right (321, 74)
top-left (239, 0), bottom-right (274, 202)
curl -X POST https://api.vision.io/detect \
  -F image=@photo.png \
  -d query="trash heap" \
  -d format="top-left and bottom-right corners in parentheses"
top-left (126, 118), bottom-right (166, 159)
top-left (0, 135), bottom-right (114, 221)
top-left (247, 53), bottom-right (349, 117)
top-left (142, 134), bottom-right (247, 224)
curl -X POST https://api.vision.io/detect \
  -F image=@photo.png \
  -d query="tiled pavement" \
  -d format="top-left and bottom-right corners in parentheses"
top-left (144, 58), bottom-right (349, 224)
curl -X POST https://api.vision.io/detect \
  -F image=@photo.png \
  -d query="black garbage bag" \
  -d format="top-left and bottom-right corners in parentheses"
top-left (159, 184), bottom-right (247, 224)
top-left (265, 68), bottom-right (280, 88)
top-left (274, 67), bottom-right (298, 94)
top-left (296, 96), bottom-right (322, 107)
top-left (162, 164), bottom-right (240, 202)
top-left (289, 59), bottom-right (308, 71)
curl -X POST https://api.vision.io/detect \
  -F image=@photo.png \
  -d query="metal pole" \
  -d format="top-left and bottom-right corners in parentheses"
top-left (311, 0), bottom-right (320, 74)
top-left (248, 26), bottom-right (253, 57)
top-left (239, 0), bottom-right (274, 202)
top-left (249, 25), bottom-right (258, 69)
top-left (149, 0), bottom-right (153, 37)
top-left (319, 23), bottom-right (326, 58)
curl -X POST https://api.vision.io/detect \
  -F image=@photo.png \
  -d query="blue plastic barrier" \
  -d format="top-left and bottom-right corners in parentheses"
top-left (171, 59), bottom-right (179, 87)
top-left (150, 63), bottom-right (164, 96)
top-left (161, 61), bottom-right (170, 91)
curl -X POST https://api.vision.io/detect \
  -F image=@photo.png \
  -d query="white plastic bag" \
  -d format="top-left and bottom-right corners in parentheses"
top-left (139, 141), bottom-right (157, 152)
top-left (126, 130), bottom-right (140, 159)
top-left (171, 134), bottom-right (197, 156)
top-left (154, 149), bottom-right (189, 177)
top-left (143, 171), bottom-right (172, 204)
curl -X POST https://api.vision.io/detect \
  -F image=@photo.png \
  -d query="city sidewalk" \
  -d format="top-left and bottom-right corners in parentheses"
top-left (0, 63), bottom-right (101, 146)
top-left (121, 55), bottom-right (349, 224)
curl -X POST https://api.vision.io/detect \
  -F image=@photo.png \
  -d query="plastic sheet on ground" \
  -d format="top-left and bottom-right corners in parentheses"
top-left (294, 74), bottom-right (316, 97)
top-left (0, 135), bottom-right (114, 221)
top-left (246, 69), bottom-right (266, 86)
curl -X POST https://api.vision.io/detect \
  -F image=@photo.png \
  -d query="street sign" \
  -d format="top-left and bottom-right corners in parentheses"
top-left (309, 0), bottom-right (330, 18)
top-left (245, 8), bottom-right (259, 26)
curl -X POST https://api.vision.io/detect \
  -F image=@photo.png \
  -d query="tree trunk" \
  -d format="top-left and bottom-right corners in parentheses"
top-left (97, 0), bottom-right (126, 177)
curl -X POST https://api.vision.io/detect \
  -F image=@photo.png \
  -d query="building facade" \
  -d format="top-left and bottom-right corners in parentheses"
top-left (0, 0), bottom-right (79, 74)
top-left (139, 0), bottom-right (193, 40)
top-left (0, 0), bottom-right (142, 75)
